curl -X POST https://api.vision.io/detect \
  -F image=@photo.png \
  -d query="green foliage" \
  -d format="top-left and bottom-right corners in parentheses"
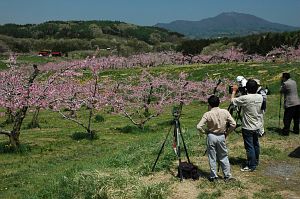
top-left (70, 131), bottom-right (99, 141)
top-left (177, 30), bottom-right (300, 55)
top-left (201, 42), bottom-right (236, 55)
top-left (0, 20), bottom-right (183, 55)
top-left (231, 30), bottom-right (300, 55)
top-left (1, 20), bottom-right (299, 56)
top-left (0, 60), bottom-right (7, 70)
top-left (0, 142), bottom-right (32, 154)
top-left (94, 114), bottom-right (105, 122)
top-left (178, 39), bottom-right (216, 55)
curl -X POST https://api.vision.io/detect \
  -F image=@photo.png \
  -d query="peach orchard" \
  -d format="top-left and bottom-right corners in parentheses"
top-left (1, 45), bottom-right (300, 148)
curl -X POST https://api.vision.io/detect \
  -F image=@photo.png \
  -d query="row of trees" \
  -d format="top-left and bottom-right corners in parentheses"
top-left (0, 55), bottom-right (227, 148)
top-left (179, 30), bottom-right (300, 56)
top-left (38, 46), bottom-right (300, 70)
top-left (0, 21), bottom-right (183, 42)
top-left (0, 21), bottom-right (183, 55)
top-left (2, 31), bottom-right (299, 57)
top-left (0, 34), bottom-right (177, 55)
top-left (1, 44), bottom-right (300, 148)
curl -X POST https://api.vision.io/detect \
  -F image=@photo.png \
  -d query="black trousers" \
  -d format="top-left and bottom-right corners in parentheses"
top-left (283, 105), bottom-right (300, 134)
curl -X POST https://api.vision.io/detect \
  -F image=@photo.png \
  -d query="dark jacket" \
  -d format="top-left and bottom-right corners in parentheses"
top-left (280, 78), bottom-right (300, 108)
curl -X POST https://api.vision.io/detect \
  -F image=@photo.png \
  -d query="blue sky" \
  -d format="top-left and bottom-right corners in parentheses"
top-left (0, 0), bottom-right (300, 27)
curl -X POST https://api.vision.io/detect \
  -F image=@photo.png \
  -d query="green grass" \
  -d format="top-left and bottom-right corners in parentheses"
top-left (0, 61), bottom-right (300, 198)
top-left (0, 60), bottom-right (8, 70)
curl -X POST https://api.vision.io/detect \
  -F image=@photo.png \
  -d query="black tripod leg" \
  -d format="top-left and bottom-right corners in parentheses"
top-left (179, 159), bottom-right (183, 181)
top-left (237, 107), bottom-right (242, 122)
top-left (203, 149), bottom-right (207, 156)
top-left (151, 125), bottom-right (173, 172)
top-left (174, 119), bottom-right (184, 181)
top-left (179, 127), bottom-right (191, 164)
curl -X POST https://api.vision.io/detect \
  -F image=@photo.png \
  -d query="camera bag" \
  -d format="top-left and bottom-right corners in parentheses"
top-left (177, 161), bottom-right (200, 180)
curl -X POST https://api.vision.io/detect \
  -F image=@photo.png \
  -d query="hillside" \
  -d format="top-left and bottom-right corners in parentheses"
top-left (155, 12), bottom-right (300, 38)
top-left (0, 20), bottom-right (184, 55)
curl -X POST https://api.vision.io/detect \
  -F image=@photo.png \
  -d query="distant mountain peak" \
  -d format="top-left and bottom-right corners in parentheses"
top-left (218, 11), bottom-right (250, 16)
top-left (155, 12), bottom-right (300, 38)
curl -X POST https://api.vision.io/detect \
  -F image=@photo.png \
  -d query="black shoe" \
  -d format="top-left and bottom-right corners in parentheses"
top-left (280, 131), bottom-right (289, 136)
top-left (209, 177), bottom-right (218, 182)
top-left (281, 128), bottom-right (290, 136)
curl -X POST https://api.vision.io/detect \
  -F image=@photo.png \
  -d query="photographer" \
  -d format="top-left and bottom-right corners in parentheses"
top-left (280, 73), bottom-right (300, 135)
top-left (231, 79), bottom-right (263, 172)
top-left (197, 95), bottom-right (236, 182)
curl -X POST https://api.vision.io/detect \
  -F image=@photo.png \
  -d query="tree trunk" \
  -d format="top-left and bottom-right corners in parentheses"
top-left (69, 109), bottom-right (77, 118)
top-left (7, 107), bottom-right (28, 148)
top-left (87, 107), bottom-right (95, 139)
top-left (9, 132), bottom-right (20, 148)
top-left (28, 107), bottom-right (40, 128)
top-left (7, 65), bottom-right (39, 148)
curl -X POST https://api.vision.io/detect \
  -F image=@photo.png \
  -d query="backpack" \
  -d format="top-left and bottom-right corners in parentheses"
top-left (177, 161), bottom-right (200, 180)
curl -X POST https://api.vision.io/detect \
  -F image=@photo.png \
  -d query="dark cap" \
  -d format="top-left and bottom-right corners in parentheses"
top-left (282, 73), bottom-right (290, 79)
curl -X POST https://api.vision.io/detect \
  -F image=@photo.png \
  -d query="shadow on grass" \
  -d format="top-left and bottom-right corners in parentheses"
top-left (157, 120), bottom-right (173, 127)
top-left (289, 146), bottom-right (300, 158)
top-left (266, 127), bottom-right (282, 135)
top-left (196, 167), bottom-right (211, 179)
top-left (0, 142), bottom-right (32, 154)
top-left (70, 131), bottom-right (98, 141)
top-left (94, 114), bottom-right (105, 122)
top-left (114, 125), bottom-right (156, 134)
top-left (229, 157), bottom-right (246, 166)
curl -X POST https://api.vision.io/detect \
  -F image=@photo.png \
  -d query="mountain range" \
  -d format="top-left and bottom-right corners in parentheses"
top-left (154, 12), bottom-right (300, 38)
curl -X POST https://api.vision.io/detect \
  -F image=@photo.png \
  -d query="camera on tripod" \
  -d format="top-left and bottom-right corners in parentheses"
top-left (172, 106), bottom-right (181, 119)
top-left (228, 85), bottom-right (247, 95)
top-left (228, 76), bottom-right (248, 95)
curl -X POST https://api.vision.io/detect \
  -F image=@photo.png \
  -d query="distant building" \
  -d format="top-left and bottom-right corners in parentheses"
top-left (51, 51), bottom-right (62, 57)
top-left (38, 50), bottom-right (51, 57)
top-left (38, 50), bottom-right (62, 57)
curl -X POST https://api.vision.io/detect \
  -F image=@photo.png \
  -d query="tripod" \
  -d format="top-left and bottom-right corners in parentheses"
top-left (151, 112), bottom-right (191, 181)
top-left (228, 103), bottom-right (242, 131)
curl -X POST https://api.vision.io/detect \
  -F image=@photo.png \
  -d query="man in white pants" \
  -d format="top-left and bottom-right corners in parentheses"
top-left (197, 95), bottom-right (236, 182)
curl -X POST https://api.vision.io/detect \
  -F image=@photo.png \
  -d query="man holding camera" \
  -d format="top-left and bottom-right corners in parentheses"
top-left (280, 73), bottom-right (300, 135)
top-left (197, 95), bottom-right (236, 181)
top-left (231, 79), bottom-right (263, 172)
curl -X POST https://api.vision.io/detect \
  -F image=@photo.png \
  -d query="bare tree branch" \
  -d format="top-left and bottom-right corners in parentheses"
top-left (58, 111), bottom-right (88, 131)
top-left (0, 128), bottom-right (11, 136)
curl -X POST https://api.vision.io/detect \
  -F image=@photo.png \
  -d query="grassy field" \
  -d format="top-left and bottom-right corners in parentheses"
top-left (0, 61), bottom-right (300, 199)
